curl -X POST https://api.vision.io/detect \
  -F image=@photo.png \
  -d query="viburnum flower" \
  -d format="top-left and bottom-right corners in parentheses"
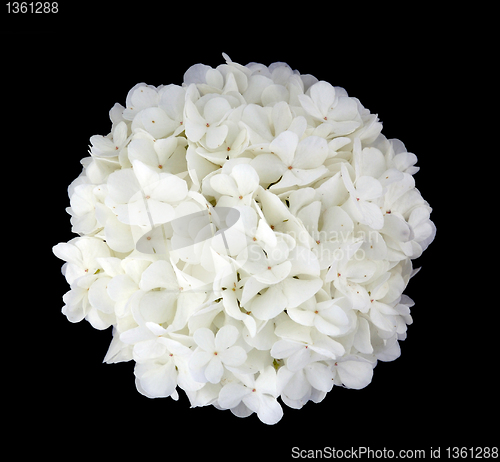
top-left (298, 81), bottom-right (361, 135)
top-left (189, 325), bottom-right (247, 383)
top-left (90, 121), bottom-right (129, 158)
top-left (53, 53), bottom-right (435, 424)
top-left (209, 163), bottom-right (260, 207)
top-left (250, 130), bottom-right (329, 191)
top-left (218, 366), bottom-right (283, 425)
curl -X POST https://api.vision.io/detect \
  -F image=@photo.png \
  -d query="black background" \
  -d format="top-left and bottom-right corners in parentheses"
top-left (3, 9), bottom-right (489, 458)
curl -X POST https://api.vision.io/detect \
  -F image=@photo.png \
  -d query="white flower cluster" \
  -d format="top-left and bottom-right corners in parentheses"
top-left (53, 54), bottom-right (435, 424)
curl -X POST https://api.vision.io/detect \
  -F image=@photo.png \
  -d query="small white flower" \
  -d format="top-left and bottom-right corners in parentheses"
top-left (106, 160), bottom-right (188, 226)
top-left (277, 361), bottom-right (334, 409)
top-left (251, 131), bottom-right (329, 190)
top-left (218, 366), bottom-right (283, 425)
top-left (190, 326), bottom-right (247, 384)
top-left (122, 83), bottom-right (160, 120)
top-left (271, 329), bottom-right (344, 371)
top-left (133, 337), bottom-right (192, 399)
top-left (298, 81), bottom-right (361, 135)
top-left (53, 237), bottom-right (110, 285)
top-left (288, 297), bottom-right (354, 337)
top-left (341, 163), bottom-right (384, 230)
top-left (128, 134), bottom-right (188, 174)
top-left (90, 121), bottom-right (129, 158)
top-left (67, 183), bottom-right (101, 235)
top-left (209, 163), bottom-right (260, 207)
top-left (158, 84), bottom-right (186, 136)
top-left (184, 93), bottom-right (235, 149)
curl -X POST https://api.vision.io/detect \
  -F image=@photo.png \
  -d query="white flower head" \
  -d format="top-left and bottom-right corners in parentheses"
top-left (53, 53), bottom-right (435, 424)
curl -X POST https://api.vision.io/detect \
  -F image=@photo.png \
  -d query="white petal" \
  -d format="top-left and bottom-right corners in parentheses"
top-left (247, 285), bottom-right (288, 321)
top-left (353, 317), bottom-right (373, 354)
top-left (329, 96), bottom-right (359, 121)
top-left (322, 206), bottom-right (354, 237)
top-left (337, 360), bottom-right (373, 389)
top-left (185, 119), bottom-right (207, 143)
top-left (381, 214), bottom-right (411, 242)
top-left (153, 174), bottom-right (188, 203)
top-left (268, 131), bottom-right (298, 167)
top-left (159, 85), bottom-right (185, 120)
top-left (318, 301), bottom-right (349, 326)
top-left (131, 160), bottom-right (159, 191)
top-left (256, 394), bottom-right (283, 425)
top-left (220, 346), bottom-right (247, 367)
top-left (287, 346), bottom-right (311, 371)
top-left (214, 325), bottom-right (239, 350)
top-left (184, 64), bottom-right (211, 85)
top-left (193, 327), bottom-right (215, 352)
top-left (107, 168), bottom-right (140, 203)
top-left (103, 216), bottom-right (135, 253)
top-left (139, 291), bottom-right (176, 324)
top-left (310, 81), bottom-right (337, 117)
top-left (282, 368), bottom-right (310, 400)
top-left (314, 316), bottom-right (343, 336)
top-left (133, 337), bottom-right (167, 360)
top-left (356, 176), bottom-right (383, 201)
top-left (146, 199), bottom-right (175, 225)
top-left (52, 242), bottom-right (81, 266)
top-left (231, 164), bottom-right (260, 196)
top-left (211, 173), bottom-right (239, 197)
top-left (184, 100), bottom-right (207, 141)
top-left (250, 154), bottom-right (286, 185)
top-left (190, 349), bottom-right (213, 369)
top-left (243, 76), bottom-right (274, 107)
top-left (206, 124), bottom-right (229, 149)
top-left (357, 201), bottom-right (384, 230)
top-left (287, 307), bottom-right (315, 326)
top-left (271, 339), bottom-right (302, 359)
top-left (290, 166), bottom-right (328, 187)
top-left (130, 85), bottom-right (159, 110)
top-left (240, 276), bottom-right (269, 306)
top-left (141, 107), bottom-right (176, 139)
top-left (128, 138), bottom-right (158, 166)
top-left (261, 84), bottom-right (289, 107)
top-left (281, 278), bottom-right (323, 309)
top-left (205, 357), bottom-right (224, 383)
top-left (293, 136), bottom-right (328, 169)
top-left (120, 325), bottom-right (152, 345)
top-left (135, 361), bottom-right (177, 398)
top-left (90, 134), bottom-right (116, 156)
top-left (255, 365), bottom-right (278, 395)
top-left (203, 97), bottom-right (232, 124)
top-left (139, 260), bottom-right (178, 292)
top-left (154, 136), bottom-right (178, 164)
top-left (329, 120), bottom-right (360, 136)
top-left (218, 383), bottom-right (251, 409)
top-left (106, 274), bottom-right (137, 302)
top-left (88, 277), bottom-right (115, 314)
top-left (340, 163), bottom-right (356, 196)
top-left (305, 362), bottom-right (334, 392)
top-left (112, 121), bottom-right (128, 146)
